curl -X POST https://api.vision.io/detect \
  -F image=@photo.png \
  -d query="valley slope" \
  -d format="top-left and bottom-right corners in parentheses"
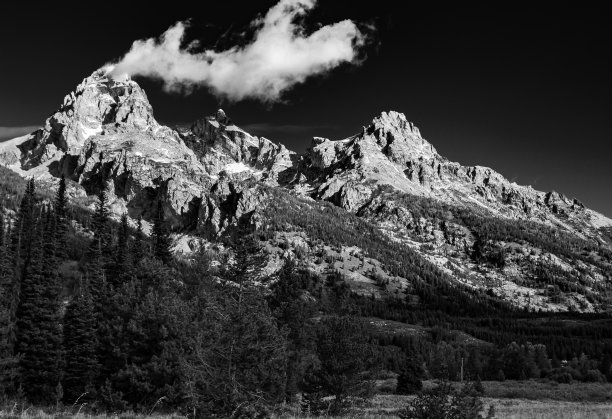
top-left (2, 69), bottom-right (611, 313)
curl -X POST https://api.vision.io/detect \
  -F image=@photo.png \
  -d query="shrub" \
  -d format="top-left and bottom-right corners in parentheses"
top-left (399, 381), bottom-right (495, 419)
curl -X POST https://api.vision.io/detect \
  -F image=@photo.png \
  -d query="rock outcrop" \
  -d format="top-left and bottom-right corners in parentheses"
top-left (1, 71), bottom-right (611, 312)
top-left (0, 71), bottom-right (610, 242)
top-left (181, 109), bottom-right (297, 184)
top-left (297, 111), bottom-right (612, 239)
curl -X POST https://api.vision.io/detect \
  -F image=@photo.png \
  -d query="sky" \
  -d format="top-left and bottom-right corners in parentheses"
top-left (0, 1), bottom-right (610, 215)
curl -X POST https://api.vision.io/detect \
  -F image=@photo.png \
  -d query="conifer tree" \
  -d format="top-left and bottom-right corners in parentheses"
top-left (87, 188), bottom-right (110, 314)
top-left (269, 260), bottom-right (317, 399)
top-left (14, 216), bottom-right (62, 403)
top-left (18, 179), bottom-right (36, 266)
top-left (109, 213), bottom-right (131, 289)
top-left (87, 239), bottom-right (107, 319)
top-left (396, 354), bottom-right (424, 395)
top-left (39, 208), bottom-right (63, 391)
top-left (0, 182), bottom-right (38, 396)
top-left (152, 201), bottom-right (172, 264)
top-left (303, 316), bottom-right (380, 413)
top-left (54, 175), bottom-right (68, 260)
top-left (62, 278), bottom-right (99, 403)
top-left (132, 217), bottom-right (146, 265)
top-left (91, 186), bottom-right (111, 263)
top-left (0, 216), bottom-right (19, 395)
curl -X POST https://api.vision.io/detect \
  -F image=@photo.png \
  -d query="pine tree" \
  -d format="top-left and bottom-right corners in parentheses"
top-left (108, 213), bottom-right (131, 289)
top-left (223, 228), bottom-right (267, 290)
top-left (87, 188), bottom-right (110, 314)
top-left (152, 201), bottom-right (172, 264)
top-left (87, 239), bottom-right (107, 319)
top-left (18, 179), bottom-right (37, 267)
top-left (303, 316), bottom-right (380, 413)
top-left (0, 216), bottom-right (19, 395)
top-left (269, 260), bottom-right (317, 399)
top-left (54, 175), bottom-right (69, 261)
top-left (132, 217), bottom-right (146, 265)
top-left (396, 354), bottom-right (424, 395)
top-left (91, 186), bottom-right (111, 263)
top-left (39, 208), bottom-right (63, 394)
top-left (62, 278), bottom-right (99, 403)
top-left (14, 216), bottom-right (62, 403)
top-left (0, 183), bottom-right (37, 396)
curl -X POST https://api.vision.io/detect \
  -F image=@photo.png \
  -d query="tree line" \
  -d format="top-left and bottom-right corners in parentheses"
top-left (0, 178), bottom-right (383, 416)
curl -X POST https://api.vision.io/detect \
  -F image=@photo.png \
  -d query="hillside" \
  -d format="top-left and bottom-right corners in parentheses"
top-left (1, 69), bottom-right (611, 316)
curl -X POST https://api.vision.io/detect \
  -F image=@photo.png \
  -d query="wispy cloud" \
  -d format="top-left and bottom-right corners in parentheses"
top-left (0, 126), bottom-right (39, 141)
top-left (105, 0), bottom-right (370, 103)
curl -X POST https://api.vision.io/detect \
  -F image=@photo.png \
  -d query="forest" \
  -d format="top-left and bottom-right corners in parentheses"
top-left (0, 168), bottom-right (611, 417)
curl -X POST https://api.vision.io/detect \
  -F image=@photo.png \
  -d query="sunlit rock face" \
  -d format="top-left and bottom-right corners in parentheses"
top-left (1, 71), bottom-right (610, 240)
top-left (296, 111), bottom-right (611, 239)
top-left (1, 71), bottom-right (611, 313)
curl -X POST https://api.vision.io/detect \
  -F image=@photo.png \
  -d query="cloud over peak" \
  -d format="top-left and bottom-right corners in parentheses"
top-left (106, 0), bottom-right (369, 103)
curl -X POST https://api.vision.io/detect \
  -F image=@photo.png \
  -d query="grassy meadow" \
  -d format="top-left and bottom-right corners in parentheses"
top-left (2, 381), bottom-right (612, 418)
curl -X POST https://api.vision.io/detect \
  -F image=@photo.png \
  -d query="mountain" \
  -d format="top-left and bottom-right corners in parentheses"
top-left (1, 70), bottom-right (611, 313)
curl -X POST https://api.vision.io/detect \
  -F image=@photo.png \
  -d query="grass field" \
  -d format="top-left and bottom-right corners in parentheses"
top-left (2, 381), bottom-right (612, 418)
top-left (422, 379), bottom-right (612, 403)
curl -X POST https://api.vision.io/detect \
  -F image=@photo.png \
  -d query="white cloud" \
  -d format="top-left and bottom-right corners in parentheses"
top-left (105, 0), bottom-right (368, 103)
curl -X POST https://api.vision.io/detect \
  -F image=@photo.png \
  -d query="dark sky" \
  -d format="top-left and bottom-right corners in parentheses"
top-left (1, 2), bottom-right (610, 215)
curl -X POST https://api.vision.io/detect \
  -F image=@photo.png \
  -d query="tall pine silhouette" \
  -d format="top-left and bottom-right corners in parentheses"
top-left (0, 216), bottom-right (19, 396)
top-left (152, 201), bottom-right (171, 264)
top-left (54, 175), bottom-right (69, 261)
top-left (63, 278), bottom-right (99, 403)
top-left (14, 212), bottom-right (62, 404)
top-left (0, 179), bottom-right (37, 396)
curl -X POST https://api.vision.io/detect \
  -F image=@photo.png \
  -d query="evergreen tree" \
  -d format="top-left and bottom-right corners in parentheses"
top-left (91, 186), bottom-right (111, 263)
top-left (152, 201), bottom-right (172, 264)
top-left (0, 184), bottom-right (36, 396)
top-left (54, 175), bottom-right (69, 261)
top-left (184, 231), bottom-right (287, 415)
top-left (108, 213), bottom-right (131, 289)
top-left (18, 179), bottom-right (36, 265)
top-left (396, 354), bottom-right (424, 395)
top-left (269, 260), bottom-right (317, 400)
top-left (39, 207), bottom-right (63, 394)
top-left (0, 216), bottom-right (19, 395)
top-left (131, 217), bottom-right (146, 265)
top-left (14, 216), bottom-right (62, 404)
top-left (223, 228), bottom-right (267, 289)
top-left (303, 316), bottom-right (380, 414)
top-left (87, 239), bottom-right (107, 321)
top-left (185, 281), bottom-right (287, 416)
top-left (62, 278), bottom-right (99, 403)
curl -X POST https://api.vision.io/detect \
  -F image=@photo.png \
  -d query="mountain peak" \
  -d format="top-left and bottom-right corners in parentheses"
top-left (16, 70), bottom-right (157, 170)
top-left (370, 111), bottom-right (422, 140)
top-left (214, 109), bottom-right (231, 125)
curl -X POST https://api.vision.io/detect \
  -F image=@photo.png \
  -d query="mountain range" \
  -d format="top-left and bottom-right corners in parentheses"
top-left (1, 69), bottom-right (611, 313)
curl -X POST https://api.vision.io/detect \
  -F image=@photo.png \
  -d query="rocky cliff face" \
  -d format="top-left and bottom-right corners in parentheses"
top-left (0, 71), bottom-right (297, 233)
top-left (1, 72), bottom-right (611, 312)
top-left (296, 111), bottom-right (612, 241)
top-left (181, 109), bottom-right (297, 185)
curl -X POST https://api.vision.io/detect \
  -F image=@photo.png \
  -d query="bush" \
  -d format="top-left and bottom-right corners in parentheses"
top-left (396, 357), bottom-right (424, 395)
top-left (399, 381), bottom-right (496, 419)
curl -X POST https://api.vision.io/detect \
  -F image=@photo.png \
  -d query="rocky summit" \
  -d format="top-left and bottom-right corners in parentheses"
top-left (1, 70), bottom-right (612, 312)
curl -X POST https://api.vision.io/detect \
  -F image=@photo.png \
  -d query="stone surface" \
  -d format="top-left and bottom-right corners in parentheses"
top-left (296, 111), bottom-right (612, 240)
top-left (1, 72), bottom-right (611, 312)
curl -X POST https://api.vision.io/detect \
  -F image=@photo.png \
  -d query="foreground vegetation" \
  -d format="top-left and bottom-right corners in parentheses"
top-left (0, 168), bottom-right (611, 418)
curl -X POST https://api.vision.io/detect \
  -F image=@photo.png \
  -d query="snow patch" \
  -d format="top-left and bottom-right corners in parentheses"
top-left (223, 162), bottom-right (253, 174)
top-left (588, 210), bottom-right (612, 228)
top-left (80, 123), bottom-right (102, 140)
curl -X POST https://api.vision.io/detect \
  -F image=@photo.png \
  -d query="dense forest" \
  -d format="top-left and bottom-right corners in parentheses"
top-left (0, 168), bottom-right (611, 417)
